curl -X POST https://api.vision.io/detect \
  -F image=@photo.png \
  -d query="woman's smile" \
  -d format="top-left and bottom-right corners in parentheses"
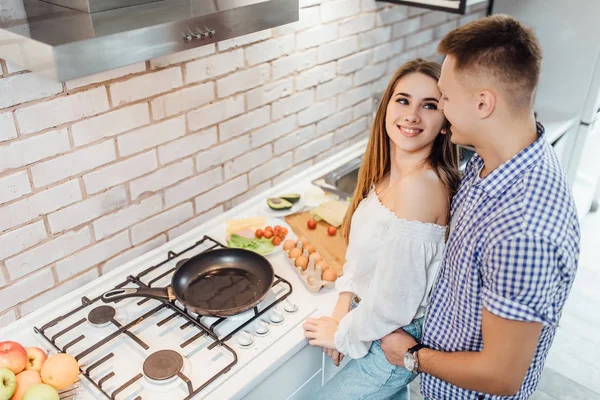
top-left (397, 125), bottom-right (424, 137)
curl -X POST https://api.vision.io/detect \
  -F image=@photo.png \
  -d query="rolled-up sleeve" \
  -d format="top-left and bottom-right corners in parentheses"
top-left (481, 234), bottom-right (574, 327)
top-left (334, 232), bottom-right (437, 359)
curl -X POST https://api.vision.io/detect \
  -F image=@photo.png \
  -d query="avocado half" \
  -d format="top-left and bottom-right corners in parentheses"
top-left (267, 197), bottom-right (293, 210)
top-left (279, 193), bottom-right (301, 203)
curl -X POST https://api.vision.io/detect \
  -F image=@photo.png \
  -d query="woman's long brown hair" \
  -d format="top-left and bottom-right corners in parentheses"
top-left (341, 58), bottom-right (461, 240)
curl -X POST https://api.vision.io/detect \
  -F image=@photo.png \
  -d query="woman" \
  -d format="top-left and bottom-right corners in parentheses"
top-left (302, 58), bottom-right (460, 399)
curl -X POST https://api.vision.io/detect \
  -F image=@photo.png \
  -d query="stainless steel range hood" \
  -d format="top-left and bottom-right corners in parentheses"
top-left (0, 0), bottom-right (298, 81)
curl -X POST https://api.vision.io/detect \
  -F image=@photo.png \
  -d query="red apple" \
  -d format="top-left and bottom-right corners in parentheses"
top-left (12, 370), bottom-right (42, 400)
top-left (0, 342), bottom-right (27, 374)
top-left (25, 348), bottom-right (47, 372)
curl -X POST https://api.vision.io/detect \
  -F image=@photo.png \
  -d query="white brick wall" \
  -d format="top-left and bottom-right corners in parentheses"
top-left (47, 187), bottom-right (128, 233)
top-left (272, 90), bottom-right (314, 120)
top-left (55, 231), bottom-right (130, 281)
top-left (272, 50), bottom-right (317, 80)
top-left (0, 112), bottom-right (17, 142)
top-left (6, 227), bottom-right (91, 280)
top-left (130, 159), bottom-right (194, 200)
top-left (158, 128), bottom-right (218, 165)
top-left (0, 180), bottom-right (81, 232)
top-left (110, 68), bottom-right (183, 106)
top-left (217, 64), bottom-right (270, 98)
top-left (0, 1), bottom-right (488, 321)
top-left (102, 235), bottom-right (166, 273)
top-left (246, 79), bottom-right (294, 110)
top-left (16, 88), bottom-right (109, 135)
top-left (246, 36), bottom-right (294, 66)
top-left (164, 167), bottom-right (223, 207)
top-left (321, 0), bottom-right (360, 23)
top-left (93, 195), bottom-right (163, 240)
top-left (185, 50), bottom-right (243, 84)
top-left (296, 24), bottom-right (338, 51)
top-left (296, 64), bottom-right (336, 91)
top-left (187, 96), bottom-right (245, 131)
top-left (251, 115), bottom-right (298, 148)
top-left (118, 116), bottom-right (186, 157)
top-left (337, 50), bottom-right (372, 75)
top-left (0, 221), bottom-right (47, 260)
top-left (195, 135), bottom-right (250, 172)
top-left (0, 171), bottom-right (31, 204)
top-left (219, 106), bottom-right (271, 141)
top-left (317, 108), bottom-right (353, 134)
top-left (224, 145), bottom-right (272, 180)
top-left (150, 82), bottom-right (214, 119)
top-left (0, 73), bottom-right (63, 109)
top-left (83, 151), bottom-right (158, 194)
top-left (195, 175), bottom-right (248, 213)
top-left (0, 269), bottom-right (54, 313)
top-left (31, 140), bottom-right (116, 187)
top-left (65, 63), bottom-right (146, 90)
top-left (248, 152), bottom-right (293, 186)
top-left (72, 103), bottom-right (150, 147)
top-left (131, 203), bottom-right (193, 245)
top-left (0, 129), bottom-right (70, 173)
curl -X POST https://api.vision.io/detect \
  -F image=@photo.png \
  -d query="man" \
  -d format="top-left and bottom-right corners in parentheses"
top-left (380, 15), bottom-right (580, 399)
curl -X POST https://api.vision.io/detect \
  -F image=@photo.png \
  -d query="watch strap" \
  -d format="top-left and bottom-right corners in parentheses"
top-left (408, 343), bottom-right (427, 354)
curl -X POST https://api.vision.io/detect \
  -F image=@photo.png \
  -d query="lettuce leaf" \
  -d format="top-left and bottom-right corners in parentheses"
top-left (227, 234), bottom-right (275, 255)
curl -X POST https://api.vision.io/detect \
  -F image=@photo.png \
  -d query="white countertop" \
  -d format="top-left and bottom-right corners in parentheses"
top-left (0, 137), bottom-right (368, 400)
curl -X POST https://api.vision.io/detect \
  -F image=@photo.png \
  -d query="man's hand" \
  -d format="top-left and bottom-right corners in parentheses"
top-left (380, 329), bottom-right (417, 367)
top-left (303, 316), bottom-right (339, 349)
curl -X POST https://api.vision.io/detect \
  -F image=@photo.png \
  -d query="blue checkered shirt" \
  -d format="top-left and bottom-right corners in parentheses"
top-left (421, 123), bottom-right (580, 399)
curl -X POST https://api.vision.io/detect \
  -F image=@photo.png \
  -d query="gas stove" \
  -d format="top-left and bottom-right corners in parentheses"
top-left (24, 236), bottom-right (315, 399)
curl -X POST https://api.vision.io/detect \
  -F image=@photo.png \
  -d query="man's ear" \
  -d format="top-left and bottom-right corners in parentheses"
top-left (476, 89), bottom-right (496, 119)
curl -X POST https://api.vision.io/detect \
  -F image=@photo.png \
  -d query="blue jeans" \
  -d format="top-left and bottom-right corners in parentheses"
top-left (314, 317), bottom-right (424, 400)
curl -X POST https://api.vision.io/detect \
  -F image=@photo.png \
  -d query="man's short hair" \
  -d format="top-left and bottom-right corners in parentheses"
top-left (438, 14), bottom-right (542, 109)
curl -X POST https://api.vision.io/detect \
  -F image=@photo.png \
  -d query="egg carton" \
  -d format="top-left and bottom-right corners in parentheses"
top-left (284, 240), bottom-right (336, 292)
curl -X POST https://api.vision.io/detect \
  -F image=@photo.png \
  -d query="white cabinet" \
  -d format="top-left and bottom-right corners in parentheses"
top-left (243, 344), bottom-right (322, 400)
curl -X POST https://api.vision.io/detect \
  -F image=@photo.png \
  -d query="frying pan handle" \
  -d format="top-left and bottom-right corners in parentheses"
top-left (101, 287), bottom-right (174, 303)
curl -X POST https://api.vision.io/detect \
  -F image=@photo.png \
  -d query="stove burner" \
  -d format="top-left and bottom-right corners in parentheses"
top-left (88, 305), bottom-right (116, 326)
top-left (143, 350), bottom-right (184, 381)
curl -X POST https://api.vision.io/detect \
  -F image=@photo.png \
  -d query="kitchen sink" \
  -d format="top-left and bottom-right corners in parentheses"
top-left (312, 146), bottom-right (476, 200)
top-left (312, 156), bottom-right (363, 200)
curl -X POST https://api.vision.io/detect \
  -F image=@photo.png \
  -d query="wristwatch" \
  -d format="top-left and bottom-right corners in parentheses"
top-left (404, 343), bottom-right (426, 374)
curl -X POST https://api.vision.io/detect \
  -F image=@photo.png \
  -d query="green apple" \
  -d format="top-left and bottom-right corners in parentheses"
top-left (22, 383), bottom-right (59, 400)
top-left (0, 367), bottom-right (17, 400)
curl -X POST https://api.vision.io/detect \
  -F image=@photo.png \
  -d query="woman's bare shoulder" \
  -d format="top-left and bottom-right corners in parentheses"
top-left (391, 169), bottom-right (449, 224)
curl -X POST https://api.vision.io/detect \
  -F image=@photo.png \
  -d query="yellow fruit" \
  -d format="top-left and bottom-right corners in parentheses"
top-left (40, 354), bottom-right (79, 390)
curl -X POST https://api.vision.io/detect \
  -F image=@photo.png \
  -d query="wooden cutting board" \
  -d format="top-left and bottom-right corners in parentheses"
top-left (285, 211), bottom-right (347, 276)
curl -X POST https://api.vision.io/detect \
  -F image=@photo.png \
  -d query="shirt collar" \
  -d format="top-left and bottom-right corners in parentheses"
top-left (471, 122), bottom-right (547, 198)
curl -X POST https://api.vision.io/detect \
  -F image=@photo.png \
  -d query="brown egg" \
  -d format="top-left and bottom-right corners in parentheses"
top-left (298, 236), bottom-right (310, 246)
top-left (289, 248), bottom-right (302, 259)
top-left (283, 239), bottom-right (296, 251)
top-left (310, 252), bottom-right (322, 263)
top-left (316, 260), bottom-right (328, 271)
top-left (295, 256), bottom-right (309, 270)
top-left (322, 268), bottom-right (337, 282)
top-left (304, 243), bottom-right (316, 254)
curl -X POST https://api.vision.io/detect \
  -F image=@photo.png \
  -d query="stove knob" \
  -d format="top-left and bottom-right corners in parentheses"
top-left (270, 308), bottom-right (284, 324)
top-left (237, 330), bottom-right (254, 347)
top-left (255, 319), bottom-right (270, 335)
top-left (283, 299), bottom-right (298, 313)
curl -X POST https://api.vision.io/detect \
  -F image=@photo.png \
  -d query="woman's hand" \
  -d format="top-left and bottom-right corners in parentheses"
top-left (302, 316), bottom-right (339, 349)
top-left (324, 347), bottom-right (344, 366)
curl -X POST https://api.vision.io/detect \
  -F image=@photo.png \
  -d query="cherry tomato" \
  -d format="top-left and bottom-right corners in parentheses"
top-left (327, 226), bottom-right (337, 236)
top-left (264, 226), bottom-right (273, 233)
top-left (276, 231), bottom-right (286, 239)
top-left (255, 229), bottom-right (264, 239)
top-left (272, 236), bottom-right (282, 246)
top-left (263, 230), bottom-right (274, 239)
top-left (307, 219), bottom-right (317, 229)
top-left (281, 227), bottom-right (288, 236)
top-left (274, 226), bottom-right (281, 234)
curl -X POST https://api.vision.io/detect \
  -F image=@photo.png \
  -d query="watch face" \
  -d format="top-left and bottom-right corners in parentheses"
top-left (404, 353), bottom-right (415, 371)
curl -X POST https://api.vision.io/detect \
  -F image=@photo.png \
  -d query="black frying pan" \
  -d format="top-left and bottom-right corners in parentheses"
top-left (101, 248), bottom-right (274, 317)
